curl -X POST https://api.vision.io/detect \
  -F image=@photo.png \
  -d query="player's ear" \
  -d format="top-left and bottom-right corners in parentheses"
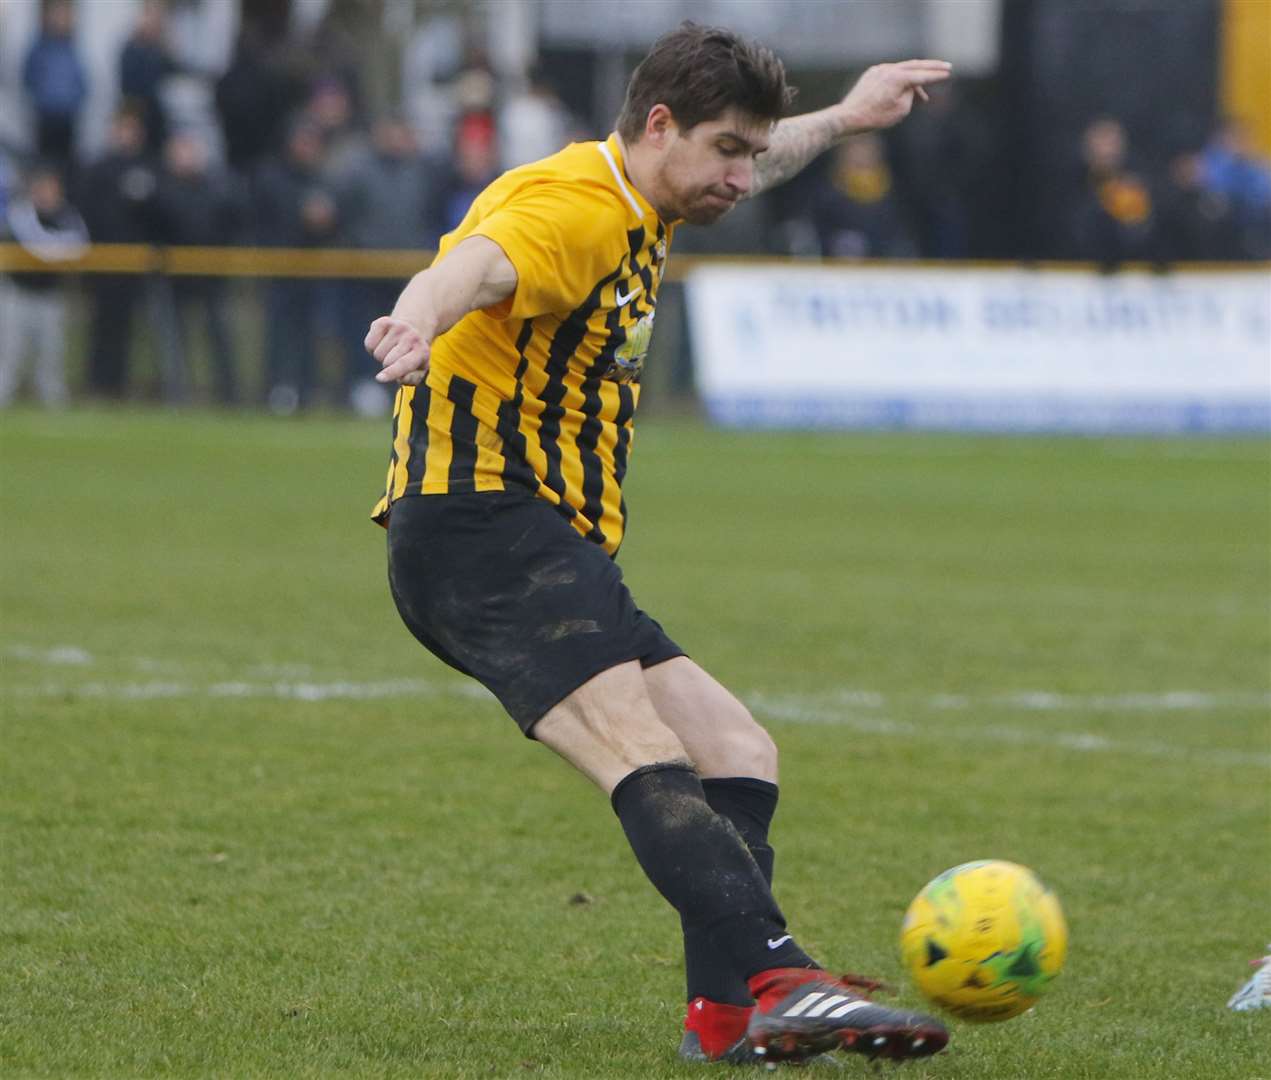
top-left (645, 104), bottom-right (676, 147)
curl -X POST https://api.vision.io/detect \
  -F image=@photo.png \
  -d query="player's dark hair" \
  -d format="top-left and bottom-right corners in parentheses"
top-left (616, 21), bottom-right (794, 142)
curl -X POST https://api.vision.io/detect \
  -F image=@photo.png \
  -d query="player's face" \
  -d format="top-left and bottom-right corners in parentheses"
top-left (656, 108), bottom-right (772, 225)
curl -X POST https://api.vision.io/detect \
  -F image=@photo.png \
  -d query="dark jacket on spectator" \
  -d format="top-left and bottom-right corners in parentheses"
top-left (216, 37), bottom-right (301, 173)
top-left (252, 156), bottom-right (339, 248)
top-left (78, 149), bottom-right (159, 243)
top-left (154, 168), bottom-right (246, 249)
top-left (120, 37), bottom-right (177, 152)
top-left (334, 145), bottom-right (442, 250)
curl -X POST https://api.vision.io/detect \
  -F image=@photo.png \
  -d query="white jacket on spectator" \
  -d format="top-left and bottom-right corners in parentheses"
top-left (0, 173), bottom-right (89, 407)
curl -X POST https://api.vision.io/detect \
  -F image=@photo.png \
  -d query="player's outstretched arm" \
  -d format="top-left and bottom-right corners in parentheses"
top-left (366, 235), bottom-right (518, 386)
top-left (751, 59), bottom-right (952, 197)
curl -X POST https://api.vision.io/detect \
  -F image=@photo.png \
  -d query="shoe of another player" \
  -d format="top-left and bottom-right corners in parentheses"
top-left (747, 968), bottom-right (949, 1064)
top-left (1227, 946), bottom-right (1271, 1011)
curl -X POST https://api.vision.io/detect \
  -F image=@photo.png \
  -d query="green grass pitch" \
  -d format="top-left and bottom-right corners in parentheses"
top-left (2, 409), bottom-right (1268, 1078)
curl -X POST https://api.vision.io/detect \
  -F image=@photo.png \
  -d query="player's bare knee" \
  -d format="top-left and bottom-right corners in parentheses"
top-left (591, 703), bottom-right (687, 764)
top-left (738, 716), bottom-right (778, 776)
top-left (705, 705), bottom-right (777, 778)
top-left (534, 680), bottom-right (688, 791)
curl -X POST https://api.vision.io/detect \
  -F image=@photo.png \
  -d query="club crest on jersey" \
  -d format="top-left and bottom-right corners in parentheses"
top-left (603, 311), bottom-right (655, 383)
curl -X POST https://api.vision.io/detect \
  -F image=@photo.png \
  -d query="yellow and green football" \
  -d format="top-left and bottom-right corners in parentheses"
top-left (900, 860), bottom-right (1068, 1023)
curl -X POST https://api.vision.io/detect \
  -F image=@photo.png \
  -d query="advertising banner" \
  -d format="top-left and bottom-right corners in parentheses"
top-left (685, 264), bottom-right (1271, 433)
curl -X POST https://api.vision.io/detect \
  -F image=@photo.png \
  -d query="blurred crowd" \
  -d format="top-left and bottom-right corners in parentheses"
top-left (2, 0), bottom-right (1269, 411)
top-left (1066, 114), bottom-right (1271, 267)
top-left (763, 104), bottom-right (1271, 267)
top-left (2, 0), bottom-right (582, 412)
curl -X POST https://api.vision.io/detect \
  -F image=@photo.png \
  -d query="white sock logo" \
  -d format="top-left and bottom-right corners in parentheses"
top-left (766, 934), bottom-right (792, 950)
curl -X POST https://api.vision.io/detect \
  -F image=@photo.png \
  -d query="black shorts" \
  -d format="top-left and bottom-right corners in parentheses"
top-left (386, 490), bottom-right (684, 735)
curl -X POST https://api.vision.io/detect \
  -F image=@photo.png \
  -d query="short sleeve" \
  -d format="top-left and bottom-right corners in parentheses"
top-left (470, 181), bottom-right (630, 320)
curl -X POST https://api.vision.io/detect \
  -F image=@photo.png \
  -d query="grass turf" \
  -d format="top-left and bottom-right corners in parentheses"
top-left (2, 409), bottom-right (1268, 1078)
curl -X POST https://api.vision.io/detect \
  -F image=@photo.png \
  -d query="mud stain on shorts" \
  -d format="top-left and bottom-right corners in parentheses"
top-left (536, 618), bottom-right (602, 643)
top-left (519, 558), bottom-right (578, 600)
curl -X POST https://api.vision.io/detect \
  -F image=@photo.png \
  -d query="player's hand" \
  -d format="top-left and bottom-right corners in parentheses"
top-left (840, 60), bottom-right (953, 131)
top-left (366, 315), bottom-right (432, 386)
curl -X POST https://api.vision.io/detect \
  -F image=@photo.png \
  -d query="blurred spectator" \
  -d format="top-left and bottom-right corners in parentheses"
top-left (1200, 119), bottom-right (1271, 259)
top-left (21, 0), bottom-right (87, 170)
top-left (0, 150), bottom-right (15, 221)
top-left (401, 10), bottom-right (466, 151)
top-left (332, 113), bottom-right (442, 414)
top-left (808, 134), bottom-right (917, 259)
top-left (152, 130), bottom-right (247, 405)
top-left (306, 2), bottom-right (368, 125)
top-left (433, 53), bottom-right (500, 232)
top-left (307, 76), bottom-right (365, 176)
top-left (888, 86), bottom-right (991, 258)
top-left (451, 47), bottom-right (498, 145)
top-left (1156, 152), bottom-right (1241, 263)
top-left (436, 120), bottom-right (499, 235)
top-left (307, 76), bottom-right (372, 410)
top-left (1070, 117), bottom-right (1158, 266)
top-left (215, 21), bottom-right (305, 174)
top-left (120, 0), bottom-right (180, 155)
top-left (498, 68), bottom-right (574, 170)
top-left (0, 161), bottom-right (88, 408)
top-left (253, 117), bottom-right (340, 413)
top-left (78, 105), bottom-right (159, 400)
top-left (335, 116), bottom-right (441, 251)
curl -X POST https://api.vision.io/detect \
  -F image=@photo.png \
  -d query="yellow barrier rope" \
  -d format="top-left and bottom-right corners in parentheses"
top-left (0, 243), bottom-right (433, 279)
top-left (0, 242), bottom-right (1265, 279)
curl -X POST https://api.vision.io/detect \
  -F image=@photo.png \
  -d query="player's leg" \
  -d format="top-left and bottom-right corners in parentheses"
top-left (641, 657), bottom-right (790, 1056)
top-left (534, 665), bottom-right (826, 1064)
top-left (0, 279), bottom-right (26, 406)
top-left (534, 661), bottom-right (947, 1065)
top-left (33, 289), bottom-right (70, 408)
top-left (642, 662), bottom-right (952, 1064)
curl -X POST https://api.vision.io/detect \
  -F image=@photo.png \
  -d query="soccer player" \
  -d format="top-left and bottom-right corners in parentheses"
top-left (367, 23), bottom-right (952, 1066)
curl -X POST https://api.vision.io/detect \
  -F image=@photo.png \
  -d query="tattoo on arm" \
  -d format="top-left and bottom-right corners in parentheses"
top-left (752, 109), bottom-right (851, 197)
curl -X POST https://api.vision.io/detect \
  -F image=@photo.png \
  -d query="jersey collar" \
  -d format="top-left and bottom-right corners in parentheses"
top-left (598, 134), bottom-right (662, 225)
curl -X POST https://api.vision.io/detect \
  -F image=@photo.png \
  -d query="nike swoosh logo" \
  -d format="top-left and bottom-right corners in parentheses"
top-left (615, 284), bottom-right (642, 305)
top-left (767, 935), bottom-right (792, 950)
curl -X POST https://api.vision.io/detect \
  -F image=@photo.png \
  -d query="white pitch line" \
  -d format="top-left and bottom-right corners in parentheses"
top-left (746, 693), bottom-right (1271, 768)
top-left (996, 689), bottom-right (1271, 711)
top-left (5, 677), bottom-right (1267, 767)
top-left (6, 646), bottom-right (1268, 714)
top-left (4, 644), bottom-right (93, 665)
top-left (6, 678), bottom-right (490, 703)
top-left (774, 687), bottom-right (1271, 713)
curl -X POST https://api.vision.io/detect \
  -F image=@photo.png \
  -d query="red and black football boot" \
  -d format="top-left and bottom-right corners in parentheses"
top-left (746, 968), bottom-right (948, 1064)
top-left (677, 997), bottom-right (846, 1068)
top-left (677, 999), bottom-right (756, 1064)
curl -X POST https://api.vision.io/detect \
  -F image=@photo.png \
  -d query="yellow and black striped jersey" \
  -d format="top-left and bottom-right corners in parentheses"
top-left (372, 134), bottom-right (671, 555)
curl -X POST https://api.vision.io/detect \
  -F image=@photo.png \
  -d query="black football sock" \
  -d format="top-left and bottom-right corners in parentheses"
top-left (683, 777), bottom-right (785, 1002)
top-left (702, 776), bottom-right (779, 886)
top-left (610, 762), bottom-right (816, 1008)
